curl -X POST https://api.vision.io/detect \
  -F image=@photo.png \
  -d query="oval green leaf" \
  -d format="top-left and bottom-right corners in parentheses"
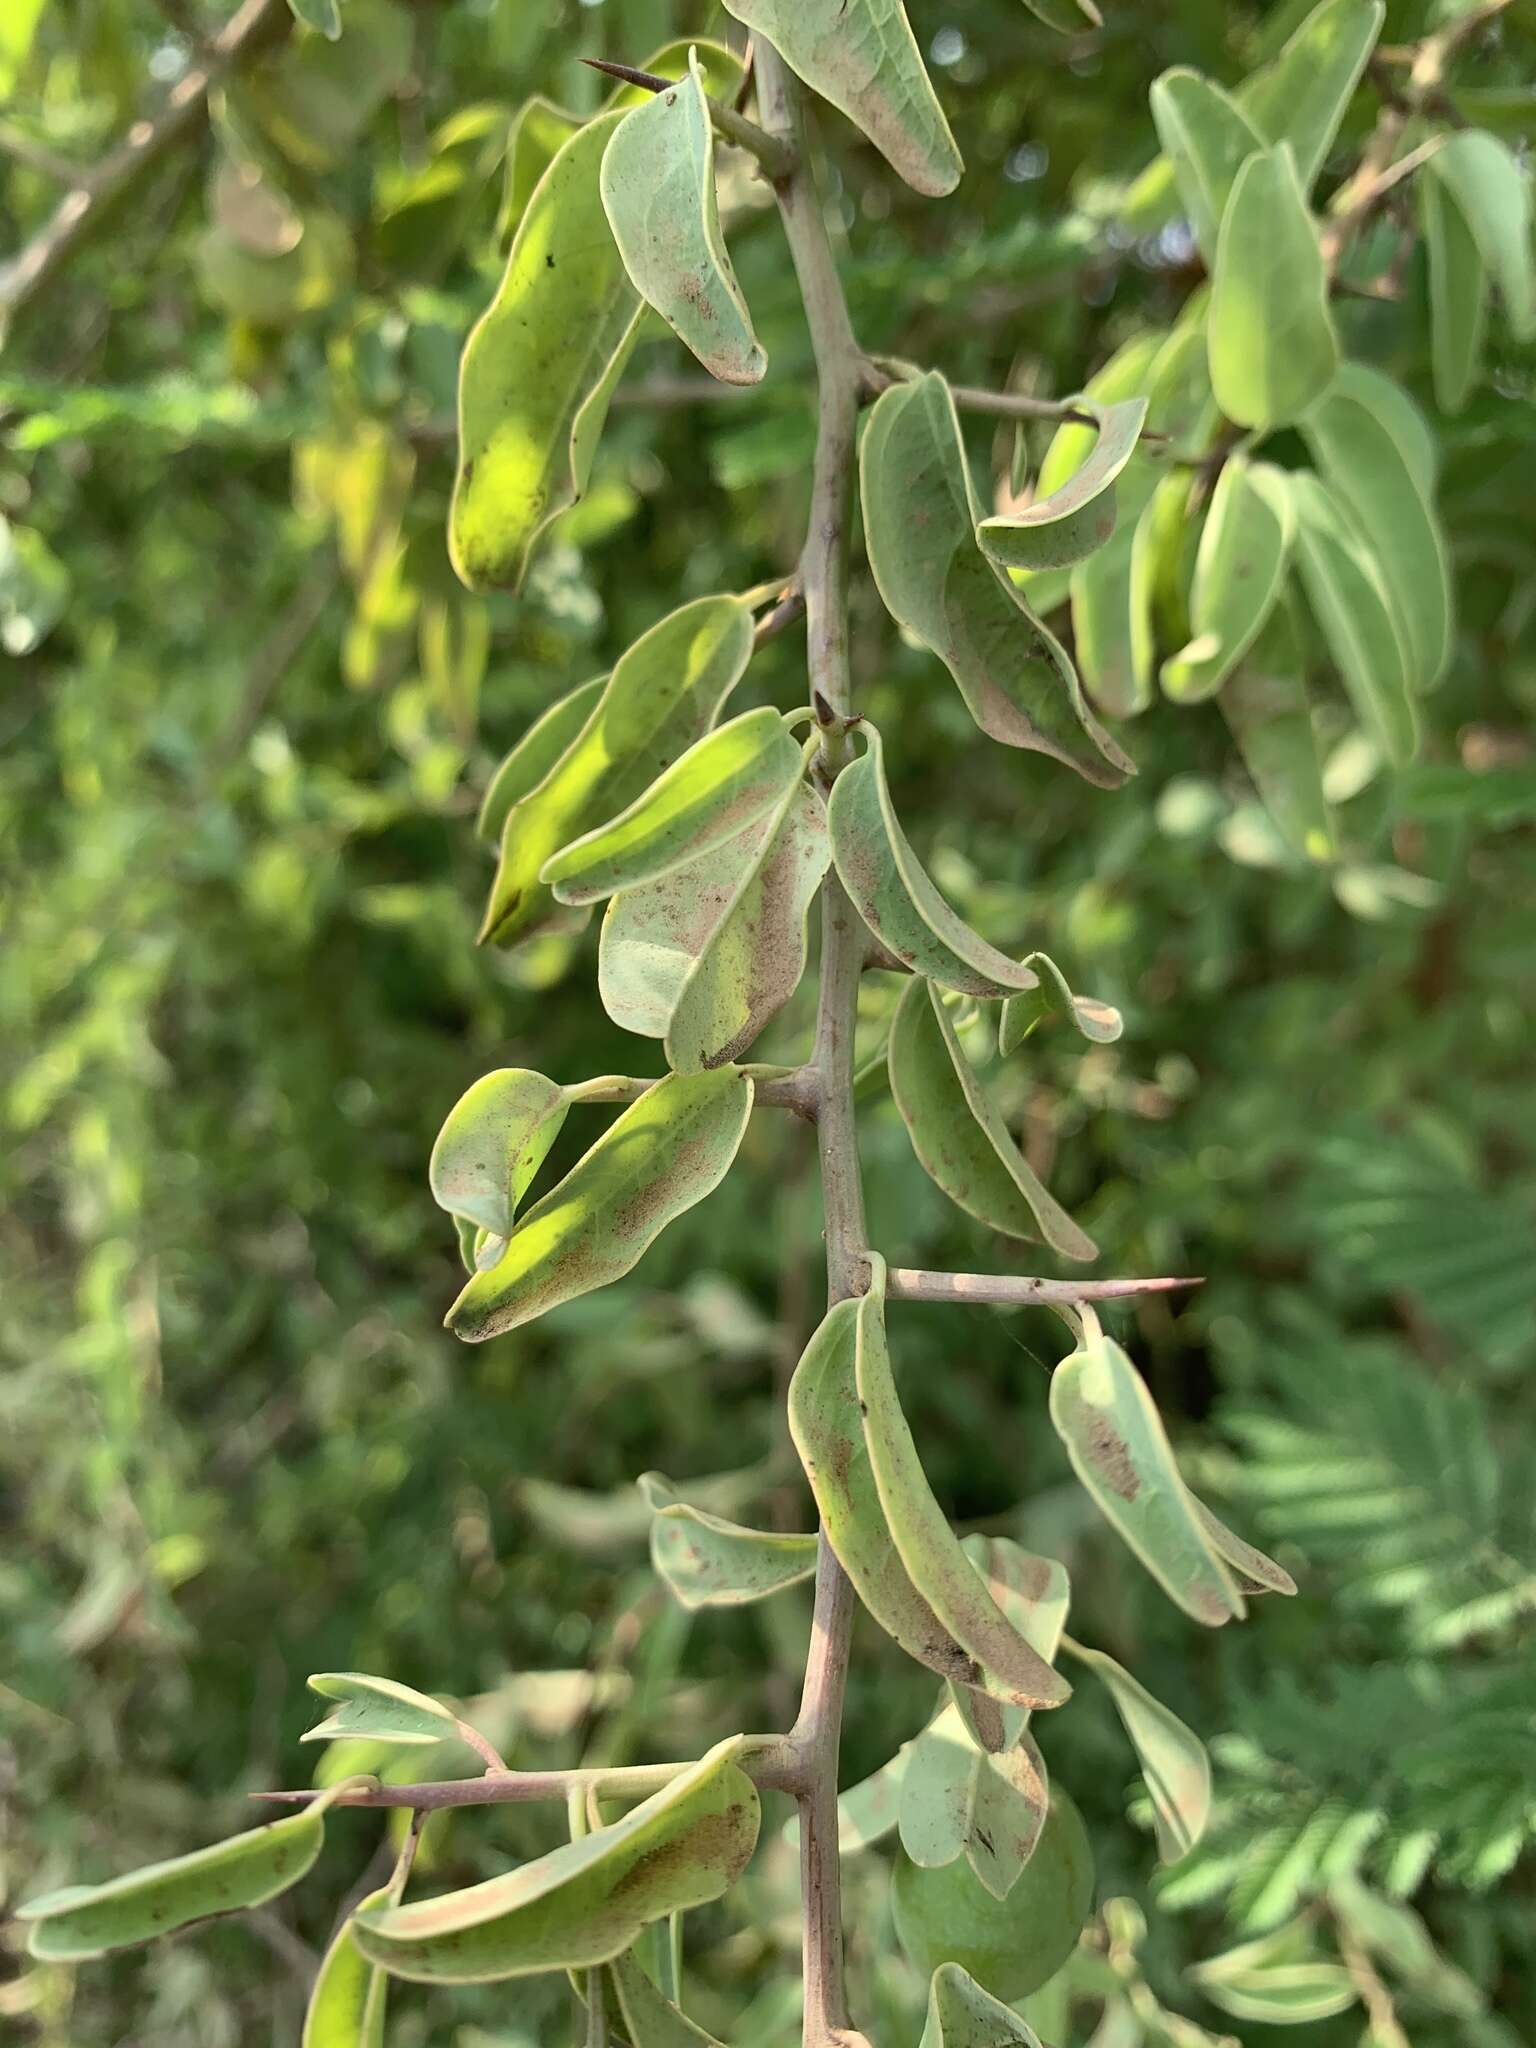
top-left (303, 1886), bottom-right (392, 2048)
top-left (1219, 592), bottom-right (1336, 863)
top-left (1048, 1308), bottom-right (1244, 1626)
top-left (446, 1068), bottom-right (754, 1342)
top-left (600, 51), bottom-right (765, 386)
top-left (828, 725), bottom-right (1043, 998)
top-left (640, 1473), bottom-right (818, 1608)
top-left (427, 1069), bottom-right (569, 1239)
top-left (1288, 471), bottom-right (1418, 765)
top-left (1149, 68), bottom-right (1264, 266)
top-left (1162, 457), bottom-right (1293, 704)
top-left (1210, 144), bottom-right (1339, 431)
top-left (304, 1673), bottom-right (457, 1746)
top-left (1238, 0), bottom-right (1384, 193)
top-left (354, 1738), bottom-right (760, 1983)
top-left (977, 399), bottom-right (1147, 572)
top-left (1420, 168), bottom-right (1490, 414)
top-left (481, 594), bottom-right (753, 947)
top-left (1061, 1636), bottom-right (1211, 1862)
top-left (722, 0), bottom-right (961, 197)
top-left (544, 707), bottom-right (802, 906)
top-left (998, 952), bottom-right (1123, 1057)
top-left (1426, 129), bottom-right (1536, 341)
top-left (860, 373), bottom-right (1133, 787)
top-left (899, 1701), bottom-right (1050, 1902)
top-left (888, 978), bottom-right (1097, 1262)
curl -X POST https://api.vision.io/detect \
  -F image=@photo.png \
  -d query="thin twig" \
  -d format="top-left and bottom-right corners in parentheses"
top-left (0, 0), bottom-right (292, 328)
top-left (566, 1068), bottom-right (820, 1119)
top-left (579, 56), bottom-right (795, 180)
top-left (883, 1269), bottom-right (1204, 1308)
top-left (754, 584), bottom-right (807, 649)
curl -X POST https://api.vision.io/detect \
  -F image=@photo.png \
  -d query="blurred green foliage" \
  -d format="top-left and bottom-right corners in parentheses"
top-left (2, 0), bottom-right (1534, 2043)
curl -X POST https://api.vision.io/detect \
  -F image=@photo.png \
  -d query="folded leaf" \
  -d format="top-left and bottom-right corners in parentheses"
top-left (354, 1738), bottom-right (759, 1982)
top-left (599, 777), bottom-right (829, 1071)
top-left (1426, 129), bottom-right (1536, 341)
top-left (446, 1069), bottom-right (754, 1341)
top-left (1061, 1637), bottom-right (1210, 1862)
top-left (1210, 144), bottom-right (1338, 431)
top-left (950, 1537), bottom-right (1069, 1756)
top-left (1048, 1307), bottom-right (1244, 1626)
top-left (977, 398), bottom-right (1147, 571)
top-left (888, 978), bottom-right (1097, 1262)
top-left (856, 1254), bottom-right (1072, 1712)
top-left (1162, 457), bottom-right (1293, 703)
top-left (899, 1700), bottom-right (1050, 1901)
top-left (601, 51), bottom-right (765, 385)
top-left (1301, 376), bottom-right (1453, 689)
top-left (640, 1473), bottom-right (818, 1608)
top-left (998, 952), bottom-right (1123, 1056)
top-left (1220, 595), bottom-right (1336, 862)
top-left (921, 1962), bottom-right (1046, 2048)
top-left (303, 1885), bottom-right (392, 2048)
top-left (451, 112), bottom-right (643, 591)
top-left (545, 708), bottom-right (802, 906)
top-left (609, 1948), bottom-right (729, 2046)
top-left (722, 0), bottom-right (962, 197)
top-left (1070, 521), bottom-right (1147, 719)
top-left (828, 724), bottom-right (1043, 997)
top-left (861, 372), bottom-right (1133, 786)
top-left (1149, 68), bottom-right (1264, 265)
top-left (478, 675), bottom-right (605, 845)
top-left (428, 1069), bottom-right (569, 1239)
top-left (1419, 169), bottom-right (1490, 414)
top-left (482, 594), bottom-right (753, 946)
top-left (20, 1782), bottom-right (355, 1961)
top-left (304, 1673), bottom-right (458, 1746)
top-left (1238, 0), bottom-right (1384, 193)
top-left (1288, 472), bottom-right (1418, 765)
top-left (1191, 1497), bottom-right (1296, 1597)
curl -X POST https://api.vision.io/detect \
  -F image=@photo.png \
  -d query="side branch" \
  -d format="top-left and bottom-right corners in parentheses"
top-left (884, 1269), bottom-right (1204, 1308)
top-left (0, 0), bottom-right (292, 327)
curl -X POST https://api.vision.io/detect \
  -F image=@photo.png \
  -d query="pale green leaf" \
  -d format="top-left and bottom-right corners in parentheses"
top-left (598, 777), bottom-right (828, 1071)
top-left (19, 1788), bottom-right (353, 1960)
top-left (605, 40), bottom-right (747, 112)
top-left (1210, 144), bottom-right (1338, 430)
top-left (640, 1473), bottom-right (818, 1608)
top-left (609, 1949), bottom-right (729, 2046)
top-left (303, 1887), bottom-right (392, 2048)
top-left (1420, 168), bottom-right (1490, 414)
top-left (1288, 472), bottom-right (1418, 765)
top-left (721, 0), bottom-right (961, 197)
top-left (1301, 376), bottom-right (1453, 688)
top-left (601, 52), bottom-right (765, 385)
top-left (1048, 1308), bottom-right (1244, 1626)
top-left (481, 594), bottom-right (752, 947)
top-left (1426, 129), bottom-right (1536, 341)
top-left (446, 1069), bottom-right (753, 1341)
top-left (888, 978), bottom-right (1097, 1262)
top-left (1333, 360), bottom-right (1436, 496)
top-left (920, 1962), bottom-right (1046, 2048)
top-left (828, 725), bottom-right (1044, 997)
top-left (1328, 1875), bottom-right (1484, 2016)
top-left (1149, 68), bottom-right (1264, 265)
top-left (1194, 1960), bottom-right (1356, 2023)
top-left (1191, 1498), bottom-right (1296, 1597)
top-left (833, 1751), bottom-right (910, 1853)
top-left (977, 398), bottom-right (1147, 571)
top-left (478, 678), bottom-right (605, 845)
top-left (855, 1253), bottom-right (1072, 1713)
top-left (1219, 594), bottom-right (1336, 863)
top-left (304, 1673), bottom-right (457, 1746)
top-left (544, 708), bottom-right (802, 906)
top-left (949, 1536), bottom-right (1069, 1756)
top-left (288, 0), bottom-right (342, 39)
top-left (899, 1701), bottom-right (1050, 1901)
top-left (353, 1738), bottom-right (759, 1982)
top-left (451, 112), bottom-right (642, 592)
top-left (499, 97), bottom-right (583, 241)
top-left (1238, 0), bottom-right (1385, 193)
top-left (1070, 521), bottom-right (1147, 719)
top-left (428, 1069), bottom-right (569, 1239)
top-left (860, 372), bottom-right (1133, 786)
top-left (1162, 457), bottom-right (1293, 703)
top-left (998, 954), bottom-right (1122, 1057)
top-left (1061, 1638), bottom-right (1211, 1862)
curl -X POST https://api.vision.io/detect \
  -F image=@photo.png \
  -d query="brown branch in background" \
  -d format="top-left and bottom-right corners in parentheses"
top-left (0, 0), bottom-right (292, 330)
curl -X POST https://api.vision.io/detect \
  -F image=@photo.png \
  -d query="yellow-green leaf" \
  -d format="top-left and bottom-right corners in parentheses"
top-left (478, 676), bottom-right (607, 845)
top-left (722, 0), bottom-right (961, 197)
top-left (1420, 168), bottom-right (1490, 414)
top-left (861, 373), bottom-right (1133, 786)
top-left (1209, 144), bottom-right (1338, 431)
top-left (1162, 457), bottom-right (1293, 703)
top-left (451, 112), bottom-right (642, 592)
top-left (601, 51), bottom-right (765, 386)
top-left (428, 1068), bottom-right (569, 1239)
top-left (1149, 68), bottom-right (1264, 266)
top-left (640, 1473), bottom-right (818, 1608)
top-left (446, 1069), bottom-right (753, 1341)
top-left (1288, 471), bottom-right (1418, 765)
top-left (1060, 1637), bottom-right (1211, 1862)
top-left (353, 1739), bottom-right (759, 1983)
top-left (888, 978), bottom-right (1097, 1262)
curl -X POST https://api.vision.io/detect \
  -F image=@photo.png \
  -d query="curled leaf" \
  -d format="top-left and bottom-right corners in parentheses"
top-left (888, 978), bottom-right (1097, 1262)
top-left (446, 1069), bottom-right (754, 1341)
top-left (428, 1069), bottom-right (569, 1239)
top-left (640, 1473), bottom-right (818, 1608)
top-left (977, 398), bottom-right (1147, 572)
top-left (354, 1738), bottom-right (759, 1982)
top-left (304, 1673), bottom-right (458, 1746)
top-left (1061, 1636), bottom-right (1211, 1861)
top-left (998, 953), bottom-right (1122, 1056)
top-left (1420, 168), bottom-right (1489, 414)
top-left (601, 50), bottom-right (765, 385)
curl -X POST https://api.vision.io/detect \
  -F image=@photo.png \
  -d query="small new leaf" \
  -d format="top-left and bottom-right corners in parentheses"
top-left (998, 953), bottom-right (1122, 1056)
top-left (428, 1069), bottom-right (569, 1239)
top-left (303, 1672), bottom-right (458, 1746)
top-left (640, 1473), bottom-right (818, 1608)
top-left (1061, 1636), bottom-right (1211, 1862)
